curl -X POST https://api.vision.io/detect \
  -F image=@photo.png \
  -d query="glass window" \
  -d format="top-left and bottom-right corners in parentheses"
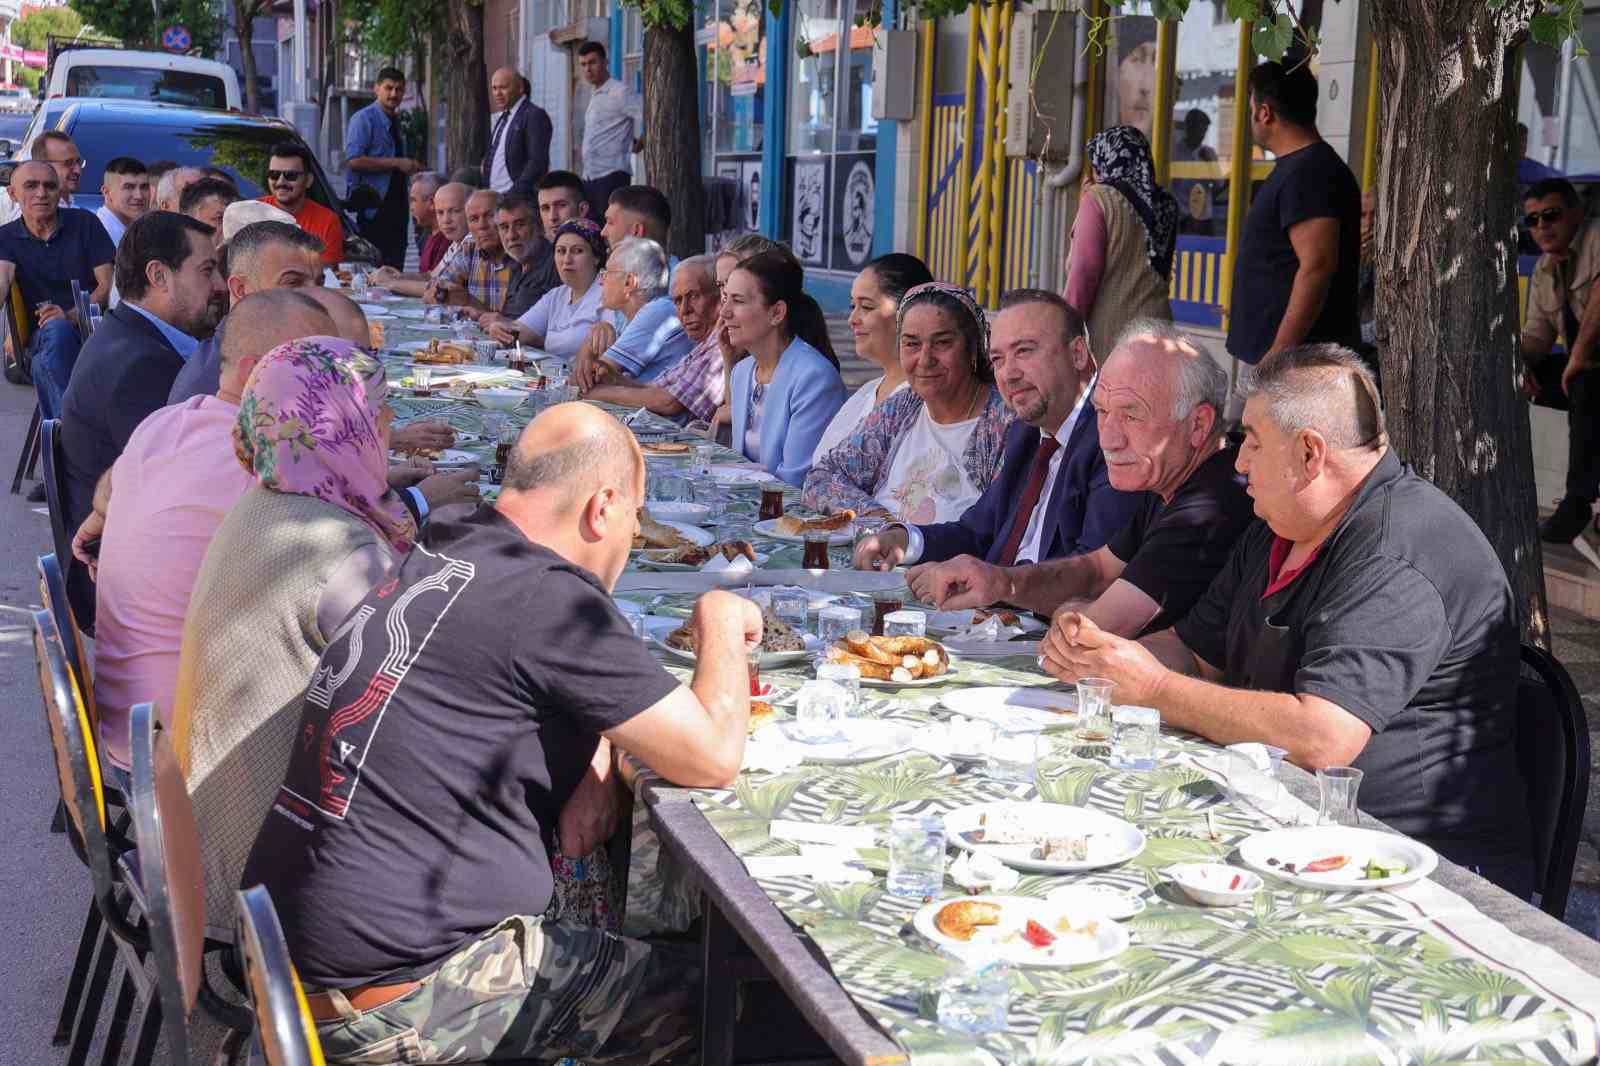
top-left (833, 1), bottom-right (878, 153)
top-left (1166, 1), bottom-right (1238, 236)
top-left (788, 0), bottom-right (842, 154)
top-left (64, 66), bottom-right (229, 110)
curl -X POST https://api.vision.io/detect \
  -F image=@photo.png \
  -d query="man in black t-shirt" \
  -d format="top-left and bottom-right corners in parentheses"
top-left (912, 320), bottom-right (1253, 637)
top-left (241, 403), bottom-right (763, 1065)
top-left (1226, 62), bottom-right (1362, 372)
top-left (1043, 346), bottom-right (1533, 896)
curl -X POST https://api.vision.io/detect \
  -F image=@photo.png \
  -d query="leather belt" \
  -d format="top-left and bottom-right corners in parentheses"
top-left (304, 979), bottom-right (423, 1023)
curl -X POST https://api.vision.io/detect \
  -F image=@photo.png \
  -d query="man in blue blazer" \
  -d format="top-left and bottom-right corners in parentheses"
top-left (483, 67), bottom-right (553, 196)
top-left (855, 291), bottom-right (1144, 572)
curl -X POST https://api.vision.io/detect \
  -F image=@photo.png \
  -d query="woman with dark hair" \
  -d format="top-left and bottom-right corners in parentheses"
top-left (497, 218), bottom-right (608, 358)
top-left (810, 252), bottom-right (934, 464)
top-left (803, 282), bottom-right (1013, 522)
top-left (723, 252), bottom-right (846, 485)
top-left (1065, 125), bottom-right (1176, 356)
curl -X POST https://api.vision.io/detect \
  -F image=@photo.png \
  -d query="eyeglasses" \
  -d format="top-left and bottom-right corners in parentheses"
top-left (50, 156), bottom-right (84, 170)
top-left (267, 169), bottom-right (305, 182)
top-left (1524, 207), bottom-right (1566, 229)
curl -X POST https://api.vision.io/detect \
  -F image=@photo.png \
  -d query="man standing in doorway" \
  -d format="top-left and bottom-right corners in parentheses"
top-left (577, 42), bottom-right (643, 221)
top-left (1225, 61), bottom-right (1362, 377)
top-left (483, 66), bottom-right (553, 196)
top-left (344, 66), bottom-right (420, 268)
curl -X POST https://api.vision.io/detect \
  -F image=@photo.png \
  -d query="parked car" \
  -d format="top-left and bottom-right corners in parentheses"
top-left (0, 86), bottom-right (34, 113)
top-left (46, 48), bottom-right (241, 112)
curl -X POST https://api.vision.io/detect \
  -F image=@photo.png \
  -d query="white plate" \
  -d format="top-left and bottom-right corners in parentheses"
top-left (945, 802), bottom-right (1146, 873)
top-left (635, 520), bottom-right (716, 550)
top-left (390, 307), bottom-right (428, 319)
top-left (939, 686), bottom-right (1078, 730)
top-left (912, 894), bottom-right (1129, 968)
top-left (637, 550), bottom-right (770, 571)
top-left (429, 449), bottom-right (483, 469)
top-left (754, 518), bottom-right (857, 545)
top-left (395, 340), bottom-right (432, 352)
top-left (1044, 883), bottom-right (1148, 920)
top-left (644, 615), bottom-right (818, 666)
top-left (645, 501), bottom-right (712, 524)
top-left (778, 719), bottom-right (916, 764)
top-left (709, 464), bottom-right (773, 486)
top-left (926, 609), bottom-right (1047, 635)
top-left (1236, 826), bottom-right (1438, 891)
top-left (856, 662), bottom-right (960, 688)
top-left (943, 637), bottom-right (1042, 659)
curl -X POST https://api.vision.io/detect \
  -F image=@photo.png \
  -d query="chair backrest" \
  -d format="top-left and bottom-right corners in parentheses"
top-left (7, 278), bottom-right (32, 351)
top-left (1516, 641), bottom-right (1592, 918)
top-left (236, 886), bottom-right (326, 1066)
top-left (128, 702), bottom-right (205, 1064)
top-left (38, 553), bottom-right (97, 735)
top-left (39, 420), bottom-right (72, 578)
top-left (70, 279), bottom-right (92, 341)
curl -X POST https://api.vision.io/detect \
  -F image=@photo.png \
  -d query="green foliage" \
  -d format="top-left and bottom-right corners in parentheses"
top-left (13, 6), bottom-right (83, 51)
top-left (68, 0), bottom-right (220, 52)
top-left (1531, 0), bottom-right (1587, 54)
top-left (344, 0), bottom-right (440, 64)
top-left (623, 0), bottom-right (695, 33)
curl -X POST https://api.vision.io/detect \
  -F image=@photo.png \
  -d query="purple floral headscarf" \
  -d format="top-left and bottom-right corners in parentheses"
top-left (896, 281), bottom-right (992, 380)
top-left (234, 336), bottom-right (416, 554)
top-left (553, 218), bottom-right (609, 266)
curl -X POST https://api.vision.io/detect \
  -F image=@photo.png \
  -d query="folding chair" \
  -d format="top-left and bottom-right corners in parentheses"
top-left (235, 886), bottom-right (326, 1066)
top-left (70, 278), bottom-right (93, 341)
top-left (40, 423), bottom-right (74, 583)
top-left (39, 554), bottom-right (103, 789)
top-left (8, 279), bottom-right (41, 495)
top-left (1517, 641), bottom-right (1593, 919)
top-left (126, 702), bottom-right (252, 1065)
top-left (34, 607), bottom-right (149, 1066)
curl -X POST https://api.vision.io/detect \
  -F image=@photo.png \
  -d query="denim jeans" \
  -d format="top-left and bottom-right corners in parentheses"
top-left (29, 317), bottom-right (83, 419)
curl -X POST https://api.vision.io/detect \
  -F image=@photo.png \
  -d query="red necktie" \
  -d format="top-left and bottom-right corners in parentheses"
top-left (996, 436), bottom-right (1061, 567)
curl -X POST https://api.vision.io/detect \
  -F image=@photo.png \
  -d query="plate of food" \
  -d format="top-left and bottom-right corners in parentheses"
top-left (652, 611), bottom-right (818, 667)
top-left (412, 340), bottom-right (477, 365)
top-left (638, 541), bottom-right (769, 571)
top-left (825, 631), bottom-right (954, 686)
top-left (927, 608), bottom-right (1047, 634)
top-left (708, 464), bottom-right (772, 485)
top-left (755, 510), bottom-right (857, 545)
top-left (632, 510), bottom-right (717, 552)
top-left (421, 449), bottom-right (483, 469)
top-left (1236, 826), bottom-right (1437, 891)
top-left (913, 894), bottom-right (1129, 967)
top-left (945, 802), bottom-right (1146, 873)
top-left (939, 686), bottom-right (1077, 731)
top-left (641, 441), bottom-right (692, 456)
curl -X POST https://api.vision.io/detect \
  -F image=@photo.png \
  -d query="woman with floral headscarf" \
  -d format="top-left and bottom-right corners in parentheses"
top-left (490, 217), bottom-right (609, 358)
top-left (1065, 125), bottom-right (1177, 356)
top-left (174, 335), bottom-right (419, 936)
top-left (803, 282), bottom-right (1014, 522)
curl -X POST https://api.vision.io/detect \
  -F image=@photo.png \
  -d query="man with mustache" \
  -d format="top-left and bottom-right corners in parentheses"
top-left (260, 142), bottom-right (345, 265)
top-left (908, 318), bottom-right (1253, 638)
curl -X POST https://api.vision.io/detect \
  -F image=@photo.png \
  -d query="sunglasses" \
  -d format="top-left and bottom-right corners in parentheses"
top-left (267, 169), bottom-right (305, 182)
top-left (1523, 207), bottom-right (1566, 229)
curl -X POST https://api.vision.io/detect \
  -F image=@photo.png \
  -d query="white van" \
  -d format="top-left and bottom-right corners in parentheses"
top-left (47, 49), bottom-right (241, 112)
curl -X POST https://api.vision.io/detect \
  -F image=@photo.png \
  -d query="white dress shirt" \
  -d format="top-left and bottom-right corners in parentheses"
top-left (96, 204), bottom-right (127, 247)
top-left (488, 97), bottom-right (525, 193)
top-left (582, 78), bottom-right (641, 179)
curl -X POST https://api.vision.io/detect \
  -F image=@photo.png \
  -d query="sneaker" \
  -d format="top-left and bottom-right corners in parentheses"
top-left (1541, 496), bottom-right (1594, 543)
top-left (25, 482), bottom-right (44, 503)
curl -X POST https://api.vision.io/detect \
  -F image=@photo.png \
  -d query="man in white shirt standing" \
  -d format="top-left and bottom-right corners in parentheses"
top-left (577, 41), bottom-right (643, 220)
top-left (96, 157), bottom-right (150, 249)
top-left (482, 66), bottom-right (553, 196)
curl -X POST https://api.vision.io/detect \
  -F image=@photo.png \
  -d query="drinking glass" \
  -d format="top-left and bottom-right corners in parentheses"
top-left (1109, 705), bottom-right (1160, 770)
top-left (759, 482), bottom-right (787, 520)
top-left (1074, 677), bottom-right (1114, 742)
top-left (412, 366), bottom-right (433, 391)
top-left (770, 588), bottom-right (810, 633)
top-left (474, 339), bottom-right (497, 365)
top-left (450, 317), bottom-right (473, 343)
top-left (815, 661), bottom-right (861, 712)
top-left (351, 266), bottom-right (369, 296)
top-left (886, 813), bottom-right (947, 898)
top-left (938, 958), bottom-right (1010, 1034)
top-left (424, 303), bottom-right (445, 326)
top-left (882, 610), bottom-right (926, 638)
top-left (986, 726), bottom-right (1043, 784)
top-left (802, 531), bottom-right (832, 570)
top-left (1316, 766), bottom-right (1364, 828)
top-left (652, 473), bottom-right (693, 503)
top-left (692, 443), bottom-right (716, 478)
top-left (871, 588), bottom-right (905, 635)
top-left (792, 679), bottom-right (849, 742)
top-left (747, 645), bottom-right (763, 698)
top-left (816, 604), bottom-right (863, 650)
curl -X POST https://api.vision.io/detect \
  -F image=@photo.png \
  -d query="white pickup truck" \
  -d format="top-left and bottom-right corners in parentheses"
top-left (46, 49), bottom-right (242, 112)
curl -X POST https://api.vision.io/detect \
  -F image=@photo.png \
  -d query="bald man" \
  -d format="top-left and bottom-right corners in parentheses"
top-left (374, 182), bottom-right (471, 297)
top-left (79, 290), bottom-right (336, 790)
top-left (426, 188), bottom-right (512, 318)
top-left (244, 402), bottom-right (755, 1063)
top-left (483, 65), bottom-right (552, 195)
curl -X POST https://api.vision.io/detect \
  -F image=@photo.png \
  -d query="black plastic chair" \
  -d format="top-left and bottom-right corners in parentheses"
top-left (235, 885), bottom-right (325, 1066)
top-left (9, 402), bottom-right (40, 494)
top-left (127, 702), bottom-right (251, 1065)
top-left (1516, 641), bottom-right (1592, 919)
top-left (7, 279), bottom-right (41, 495)
top-left (39, 554), bottom-right (102, 779)
top-left (40, 419), bottom-right (73, 582)
top-left (70, 278), bottom-right (93, 341)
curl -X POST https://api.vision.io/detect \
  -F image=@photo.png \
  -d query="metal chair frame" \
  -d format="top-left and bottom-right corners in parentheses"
top-left (1518, 641), bottom-right (1592, 919)
top-left (8, 279), bottom-right (40, 494)
top-left (236, 886), bottom-right (326, 1066)
top-left (70, 278), bottom-right (93, 341)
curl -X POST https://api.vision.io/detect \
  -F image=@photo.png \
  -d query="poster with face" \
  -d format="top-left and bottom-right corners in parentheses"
top-left (1111, 16), bottom-right (1158, 141)
top-left (792, 159), bottom-right (827, 265)
top-left (832, 154), bottom-right (875, 268)
top-left (742, 160), bottom-right (762, 230)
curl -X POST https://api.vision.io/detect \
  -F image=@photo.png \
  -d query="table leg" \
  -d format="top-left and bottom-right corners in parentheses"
top-left (701, 901), bottom-right (741, 1066)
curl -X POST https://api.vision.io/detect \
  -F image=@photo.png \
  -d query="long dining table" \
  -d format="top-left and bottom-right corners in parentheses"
top-left (370, 292), bottom-right (1600, 1066)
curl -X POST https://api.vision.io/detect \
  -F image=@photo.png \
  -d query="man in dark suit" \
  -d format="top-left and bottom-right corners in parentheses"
top-left (856, 291), bottom-right (1144, 573)
top-left (59, 210), bottom-right (226, 622)
top-left (483, 66), bottom-right (553, 196)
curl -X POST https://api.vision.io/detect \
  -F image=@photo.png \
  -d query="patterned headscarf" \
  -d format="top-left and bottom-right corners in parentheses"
top-left (552, 218), bottom-right (609, 266)
top-left (1088, 125), bottom-right (1180, 281)
top-left (234, 336), bottom-right (418, 555)
top-left (896, 281), bottom-right (992, 381)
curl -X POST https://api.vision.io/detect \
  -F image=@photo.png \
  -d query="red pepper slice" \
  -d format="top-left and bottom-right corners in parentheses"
top-left (1303, 855), bottom-right (1349, 873)
top-left (1022, 919), bottom-right (1056, 947)
top-left (1228, 874), bottom-right (1241, 890)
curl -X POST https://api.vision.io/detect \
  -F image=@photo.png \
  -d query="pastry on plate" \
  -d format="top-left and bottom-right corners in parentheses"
top-left (634, 508), bottom-right (694, 550)
top-left (748, 700), bottom-right (775, 734)
top-left (773, 509), bottom-right (856, 536)
top-left (667, 610), bottom-right (804, 654)
top-left (934, 899), bottom-right (1003, 941)
top-left (641, 441), bottom-right (691, 455)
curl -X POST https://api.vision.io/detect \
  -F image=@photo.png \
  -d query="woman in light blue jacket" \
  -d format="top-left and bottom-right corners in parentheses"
top-left (723, 252), bottom-right (846, 485)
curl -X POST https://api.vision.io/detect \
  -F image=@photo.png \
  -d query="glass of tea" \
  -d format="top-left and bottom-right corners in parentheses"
top-left (872, 589), bottom-right (905, 636)
top-left (747, 645), bottom-right (764, 697)
top-left (803, 531), bottom-right (832, 570)
top-left (759, 482), bottom-right (787, 521)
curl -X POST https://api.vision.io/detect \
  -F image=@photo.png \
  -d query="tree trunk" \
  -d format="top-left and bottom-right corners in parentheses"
top-left (444, 0), bottom-right (488, 177)
top-left (643, 22), bottom-right (705, 260)
top-left (1366, 0), bottom-right (1550, 647)
top-left (233, 0), bottom-right (261, 114)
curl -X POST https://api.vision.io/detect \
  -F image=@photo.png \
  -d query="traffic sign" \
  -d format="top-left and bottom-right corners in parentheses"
top-left (160, 25), bottom-right (192, 53)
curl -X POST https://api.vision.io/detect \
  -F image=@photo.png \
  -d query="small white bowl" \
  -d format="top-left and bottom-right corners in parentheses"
top-left (476, 387), bottom-right (527, 411)
top-left (1168, 862), bottom-right (1262, 906)
top-left (646, 501), bottom-right (712, 524)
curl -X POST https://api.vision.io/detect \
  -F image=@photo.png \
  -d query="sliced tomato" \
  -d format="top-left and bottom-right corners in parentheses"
top-left (1303, 855), bottom-right (1349, 873)
top-left (1022, 919), bottom-right (1056, 947)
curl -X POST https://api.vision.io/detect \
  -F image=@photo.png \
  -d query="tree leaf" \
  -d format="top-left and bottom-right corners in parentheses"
top-left (1251, 12), bottom-right (1295, 62)
top-left (1150, 0), bottom-right (1189, 20)
top-left (1226, 0), bottom-right (1263, 21)
top-left (1209, 1008), bottom-right (1385, 1065)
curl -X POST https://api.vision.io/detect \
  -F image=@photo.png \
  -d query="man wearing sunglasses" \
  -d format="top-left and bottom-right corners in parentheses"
top-left (1521, 177), bottom-right (1600, 543)
top-left (259, 142), bottom-right (344, 266)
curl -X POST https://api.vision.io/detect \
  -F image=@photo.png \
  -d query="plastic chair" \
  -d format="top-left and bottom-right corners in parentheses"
top-left (40, 421), bottom-right (74, 601)
top-left (1517, 641), bottom-right (1592, 919)
top-left (235, 886), bottom-right (326, 1066)
top-left (7, 279), bottom-right (41, 495)
top-left (33, 607), bottom-right (150, 1066)
top-left (39, 553), bottom-right (101, 768)
top-left (127, 702), bottom-right (251, 1065)
top-left (70, 278), bottom-right (93, 341)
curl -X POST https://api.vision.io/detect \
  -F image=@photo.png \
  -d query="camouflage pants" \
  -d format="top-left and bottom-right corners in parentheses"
top-left (311, 915), bottom-right (700, 1064)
